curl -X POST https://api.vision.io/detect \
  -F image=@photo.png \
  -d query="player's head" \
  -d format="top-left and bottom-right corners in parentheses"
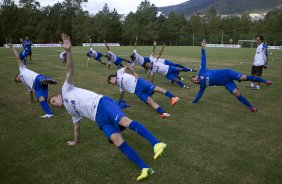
top-left (106, 53), bottom-right (112, 59)
top-left (86, 52), bottom-right (91, 57)
top-left (48, 94), bottom-right (63, 108)
top-left (15, 73), bottom-right (21, 83)
top-left (107, 74), bottom-right (117, 85)
top-left (143, 62), bottom-right (152, 70)
top-left (130, 53), bottom-right (136, 61)
top-left (26, 36), bottom-right (29, 40)
top-left (191, 75), bottom-right (199, 84)
top-left (256, 35), bottom-right (264, 44)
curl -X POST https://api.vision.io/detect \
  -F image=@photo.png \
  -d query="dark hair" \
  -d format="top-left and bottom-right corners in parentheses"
top-left (14, 73), bottom-right (20, 83)
top-left (130, 54), bottom-right (136, 61)
top-left (257, 35), bottom-right (264, 42)
top-left (107, 74), bottom-right (116, 84)
top-left (48, 94), bottom-right (59, 104)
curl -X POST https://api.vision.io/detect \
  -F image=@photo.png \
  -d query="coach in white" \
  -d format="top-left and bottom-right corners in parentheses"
top-left (251, 35), bottom-right (268, 90)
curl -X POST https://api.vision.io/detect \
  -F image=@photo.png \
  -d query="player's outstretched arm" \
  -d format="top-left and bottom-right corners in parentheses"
top-left (104, 40), bottom-right (110, 51)
top-left (67, 121), bottom-right (81, 146)
top-left (152, 41), bottom-right (157, 56)
top-left (118, 91), bottom-right (125, 104)
top-left (123, 64), bottom-right (138, 77)
top-left (60, 33), bottom-right (74, 84)
top-left (134, 36), bottom-right (138, 49)
top-left (200, 39), bottom-right (207, 72)
top-left (9, 43), bottom-right (24, 66)
top-left (192, 87), bottom-right (205, 104)
top-left (157, 44), bottom-right (166, 60)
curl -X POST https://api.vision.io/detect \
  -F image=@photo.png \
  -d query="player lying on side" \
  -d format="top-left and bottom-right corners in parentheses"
top-left (191, 39), bottom-right (272, 112)
top-left (104, 41), bottom-right (131, 69)
top-left (108, 65), bottom-right (180, 118)
top-left (19, 37), bottom-right (33, 65)
top-left (9, 43), bottom-right (57, 119)
top-left (86, 48), bottom-right (107, 66)
top-left (48, 33), bottom-right (167, 181)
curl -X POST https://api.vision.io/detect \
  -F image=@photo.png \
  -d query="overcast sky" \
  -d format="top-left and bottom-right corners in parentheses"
top-left (26, 0), bottom-right (188, 15)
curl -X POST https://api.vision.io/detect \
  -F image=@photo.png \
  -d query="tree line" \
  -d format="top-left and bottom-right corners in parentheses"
top-left (1, 0), bottom-right (282, 46)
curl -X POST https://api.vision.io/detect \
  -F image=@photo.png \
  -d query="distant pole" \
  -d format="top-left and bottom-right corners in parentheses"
top-left (221, 30), bottom-right (224, 45)
top-left (6, 36), bottom-right (7, 44)
top-left (252, 33), bottom-right (254, 48)
top-left (193, 32), bottom-right (195, 46)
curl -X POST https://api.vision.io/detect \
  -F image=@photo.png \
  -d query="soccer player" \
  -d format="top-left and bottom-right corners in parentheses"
top-left (59, 51), bottom-right (67, 63)
top-left (151, 41), bottom-right (193, 70)
top-left (191, 39), bottom-right (272, 112)
top-left (86, 47), bottom-right (106, 66)
top-left (250, 35), bottom-right (268, 90)
top-left (19, 37), bottom-right (32, 65)
top-left (9, 43), bottom-right (57, 119)
top-left (130, 36), bottom-right (151, 69)
top-left (48, 33), bottom-right (167, 181)
top-left (104, 41), bottom-right (131, 69)
top-left (108, 65), bottom-right (180, 118)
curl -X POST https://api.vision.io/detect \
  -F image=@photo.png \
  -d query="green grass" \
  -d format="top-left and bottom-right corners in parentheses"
top-left (0, 46), bottom-right (282, 184)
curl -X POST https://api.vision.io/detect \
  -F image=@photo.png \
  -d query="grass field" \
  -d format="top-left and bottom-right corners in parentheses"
top-left (0, 45), bottom-right (282, 184)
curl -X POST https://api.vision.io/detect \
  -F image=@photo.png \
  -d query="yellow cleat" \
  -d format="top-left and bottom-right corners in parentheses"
top-left (153, 142), bottom-right (167, 160)
top-left (137, 168), bottom-right (155, 181)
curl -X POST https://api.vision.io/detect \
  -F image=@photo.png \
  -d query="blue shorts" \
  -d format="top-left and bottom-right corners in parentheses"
top-left (224, 81), bottom-right (238, 93)
top-left (33, 75), bottom-right (49, 98)
top-left (134, 78), bottom-right (155, 104)
top-left (164, 60), bottom-right (175, 66)
top-left (114, 57), bottom-right (123, 66)
top-left (165, 66), bottom-right (179, 83)
top-left (95, 96), bottom-right (126, 142)
top-left (19, 51), bottom-right (29, 60)
top-left (95, 52), bottom-right (103, 61)
top-left (226, 69), bottom-right (243, 81)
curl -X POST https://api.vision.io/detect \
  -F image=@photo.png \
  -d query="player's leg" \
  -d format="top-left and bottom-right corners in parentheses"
top-left (173, 77), bottom-right (189, 89)
top-left (105, 127), bottom-right (155, 181)
top-left (119, 117), bottom-right (167, 160)
top-left (225, 82), bottom-right (256, 112)
top-left (239, 74), bottom-right (272, 87)
top-left (250, 65), bottom-right (256, 87)
top-left (147, 96), bottom-right (170, 118)
top-left (34, 75), bottom-right (54, 118)
top-left (154, 86), bottom-right (179, 105)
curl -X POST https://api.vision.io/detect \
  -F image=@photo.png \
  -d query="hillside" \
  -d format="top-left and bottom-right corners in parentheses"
top-left (158, 0), bottom-right (282, 16)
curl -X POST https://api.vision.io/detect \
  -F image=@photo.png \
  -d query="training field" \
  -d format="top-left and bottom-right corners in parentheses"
top-left (0, 46), bottom-right (281, 184)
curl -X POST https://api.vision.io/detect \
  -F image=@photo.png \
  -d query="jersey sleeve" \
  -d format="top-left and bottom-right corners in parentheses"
top-left (117, 68), bottom-right (126, 75)
top-left (72, 115), bottom-right (81, 124)
top-left (262, 44), bottom-right (268, 65)
top-left (62, 81), bottom-right (74, 95)
top-left (192, 86), bottom-right (206, 103)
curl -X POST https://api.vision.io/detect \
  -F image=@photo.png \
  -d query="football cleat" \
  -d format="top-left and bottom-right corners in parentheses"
top-left (137, 168), bottom-right (155, 181)
top-left (153, 142), bottom-right (167, 160)
top-left (42, 78), bottom-right (57, 85)
top-left (250, 107), bottom-right (257, 112)
top-left (160, 113), bottom-right (170, 119)
top-left (250, 83), bottom-right (255, 88)
top-left (265, 80), bottom-right (272, 87)
top-left (171, 97), bottom-right (180, 106)
top-left (39, 114), bottom-right (53, 119)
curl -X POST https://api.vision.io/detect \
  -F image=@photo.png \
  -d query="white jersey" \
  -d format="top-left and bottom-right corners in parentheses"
top-left (62, 81), bottom-right (103, 123)
top-left (108, 51), bottom-right (117, 64)
top-left (253, 43), bottom-right (268, 66)
top-left (150, 60), bottom-right (169, 76)
top-left (89, 48), bottom-right (98, 58)
top-left (131, 49), bottom-right (145, 66)
top-left (116, 68), bottom-right (137, 93)
top-left (19, 65), bottom-right (39, 90)
top-left (149, 55), bottom-right (165, 64)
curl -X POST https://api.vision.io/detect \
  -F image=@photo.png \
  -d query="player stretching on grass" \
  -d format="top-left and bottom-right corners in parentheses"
top-left (108, 65), bottom-right (179, 118)
top-left (130, 36), bottom-right (152, 69)
top-left (9, 43), bottom-right (57, 119)
top-left (19, 37), bottom-right (32, 65)
top-left (191, 39), bottom-right (272, 112)
top-left (150, 41), bottom-right (195, 71)
top-left (48, 33), bottom-right (167, 181)
top-left (104, 41), bottom-right (131, 69)
top-left (86, 48), bottom-right (106, 66)
top-left (144, 44), bottom-right (196, 88)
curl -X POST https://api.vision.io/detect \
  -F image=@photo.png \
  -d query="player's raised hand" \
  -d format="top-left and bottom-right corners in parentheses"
top-left (8, 43), bottom-right (13, 48)
top-left (60, 33), bottom-right (72, 51)
top-left (201, 39), bottom-right (206, 48)
top-left (153, 41), bottom-right (157, 46)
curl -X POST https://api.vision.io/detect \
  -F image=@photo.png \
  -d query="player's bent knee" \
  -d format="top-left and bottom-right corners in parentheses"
top-left (38, 96), bottom-right (46, 102)
top-left (110, 133), bottom-right (124, 147)
top-left (232, 89), bottom-right (240, 96)
top-left (119, 117), bottom-right (132, 128)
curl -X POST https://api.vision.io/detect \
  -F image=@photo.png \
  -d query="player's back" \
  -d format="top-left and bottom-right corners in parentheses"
top-left (117, 73), bottom-right (137, 93)
top-left (205, 69), bottom-right (231, 86)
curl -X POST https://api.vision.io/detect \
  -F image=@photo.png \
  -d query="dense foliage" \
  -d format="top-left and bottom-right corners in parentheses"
top-left (0, 0), bottom-right (281, 46)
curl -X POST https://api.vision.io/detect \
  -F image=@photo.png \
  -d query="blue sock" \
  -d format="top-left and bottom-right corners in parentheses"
top-left (129, 121), bottom-right (159, 147)
top-left (165, 91), bottom-right (174, 99)
top-left (176, 81), bottom-right (185, 88)
top-left (118, 141), bottom-right (149, 169)
top-left (246, 76), bottom-right (266, 83)
top-left (236, 95), bottom-right (253, 108)
top-left (24, 57), bottom-right (27, 65)
top-left (155, 107), bottom-right (165, 114)
top-left (40, 100), bottom-right (53, 114)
